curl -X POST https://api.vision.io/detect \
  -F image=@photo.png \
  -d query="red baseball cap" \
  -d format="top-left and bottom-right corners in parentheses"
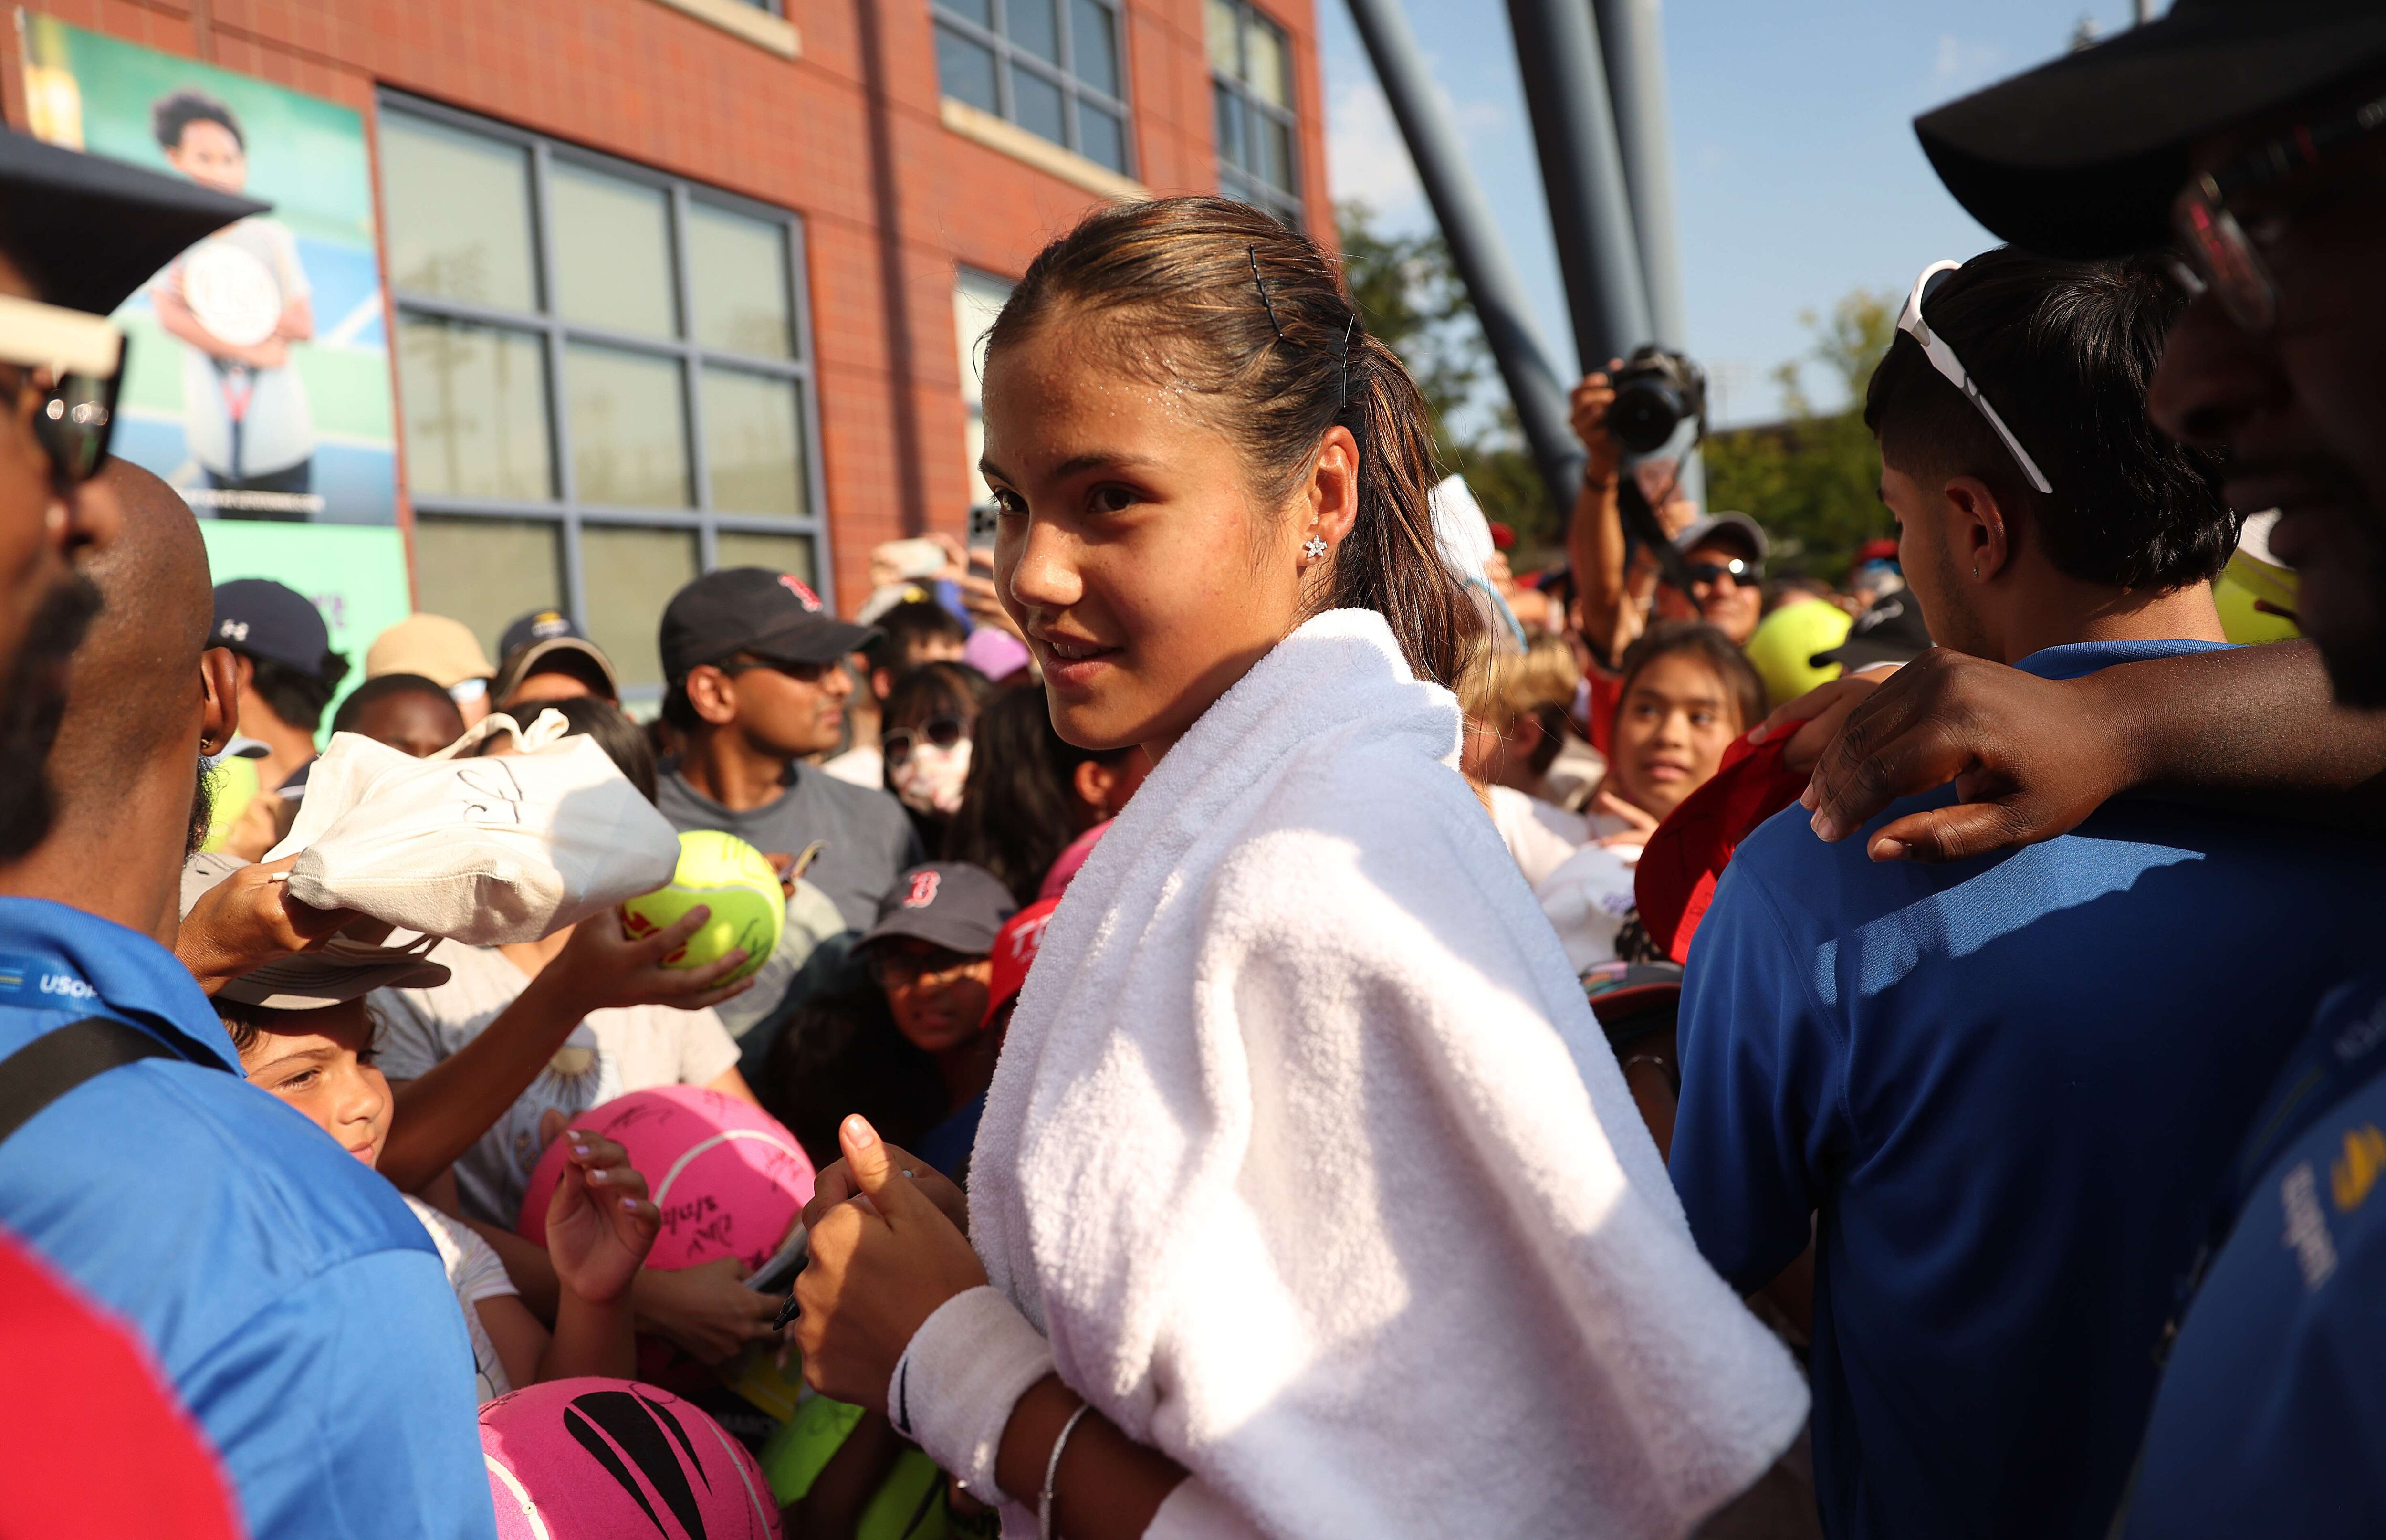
top-left (983, 898), bottom-right (1059, 1030)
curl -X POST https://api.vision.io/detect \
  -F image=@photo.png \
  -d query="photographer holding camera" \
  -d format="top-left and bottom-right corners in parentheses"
top-left (1569, 349), bottom-right (1765, 665)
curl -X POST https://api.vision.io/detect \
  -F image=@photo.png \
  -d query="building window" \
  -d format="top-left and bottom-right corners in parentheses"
top-left (932, 0), bottom-right (1133, 175)
top-left (1206, 0), bottom-right (1299, 222)
top-left (377, 95), bottom-right (827, 697)
top-left (954, 269), bottom-right (1015, 513)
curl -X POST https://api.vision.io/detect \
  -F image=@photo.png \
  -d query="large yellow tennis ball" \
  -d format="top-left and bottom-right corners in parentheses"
top-left (620, 831), bottom-right (784, 984)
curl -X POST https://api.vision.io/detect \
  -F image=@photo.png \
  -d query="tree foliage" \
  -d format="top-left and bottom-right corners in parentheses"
top-left (1337, 202), bottom-right (1556, 558)
top-left (1705, 288), bottom-right (1899, 577)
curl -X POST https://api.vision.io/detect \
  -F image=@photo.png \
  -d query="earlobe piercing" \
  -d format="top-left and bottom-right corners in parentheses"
top-left (1303, 536), bottom-right (1328, 561)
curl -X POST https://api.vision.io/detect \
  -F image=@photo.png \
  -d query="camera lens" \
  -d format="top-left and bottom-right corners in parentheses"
top-left (1608, 380), bottom-right (1683, 455)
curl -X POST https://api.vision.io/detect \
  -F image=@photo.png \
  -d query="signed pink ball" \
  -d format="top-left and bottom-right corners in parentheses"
top-left (515, 1087), bottom-right (815, 1271)
top-left (482, 1377), bottom-right (782, 1540)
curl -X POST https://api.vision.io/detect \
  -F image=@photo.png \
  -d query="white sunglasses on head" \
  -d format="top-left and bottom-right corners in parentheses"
top-left (1896, 260), bottom-right (2052, 496)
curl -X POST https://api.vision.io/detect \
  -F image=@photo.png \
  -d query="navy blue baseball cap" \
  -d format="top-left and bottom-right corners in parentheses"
top-left (498, 607), bottom-right (586, 660)
top-left (211, 578), bottom-right (331, 671)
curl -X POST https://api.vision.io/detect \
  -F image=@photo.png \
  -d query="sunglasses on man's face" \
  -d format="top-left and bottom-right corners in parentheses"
top-left (2171, 91), bottom-right (2386, 335)
top-left (881, 715), bottom-right (966, 765)
top-left (0, 293), bottom-right (126, 491)
top-left (1685, 557), bottom-right (1763, 589)
top-left (720, 655), bottom-right (832, 686)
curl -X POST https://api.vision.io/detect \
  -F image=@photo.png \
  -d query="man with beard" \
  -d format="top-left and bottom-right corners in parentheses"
top-left (0, 129), bottom-right (211, 850)
top-left (0, 138), bottom-right (497, 1534)
top-left (1773, 4), bottom-right (2386, 1533)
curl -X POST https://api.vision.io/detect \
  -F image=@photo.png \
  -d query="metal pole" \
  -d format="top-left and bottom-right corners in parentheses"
top-left (1591, 0), bottom-right (1702, 503)
top-left (1593, 0), bottom-right (1685, 350)
top-left (1342, 0), bottom-right (1584, 515)
top-left (2135, 0), bottom-right (2155, 23)
top-left (1505, 0), bottom-right (1653, 376)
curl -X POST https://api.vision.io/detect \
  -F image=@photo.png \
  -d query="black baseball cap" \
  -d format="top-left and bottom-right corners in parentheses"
top-left (212, 578), bottom-right (331, 672)
top-left (0, 127), bottom-right (264, 315)
top-left (1915, 0), bottom-right (2386, 260)
top-left (860, 863), bottom-right (1017, 958)
top-left (659, 567), bottom-right (877, 681)
top-left (1813, 591), bottom-right (1933, 673)
top-left (494, 608), bottom-right (619, 705)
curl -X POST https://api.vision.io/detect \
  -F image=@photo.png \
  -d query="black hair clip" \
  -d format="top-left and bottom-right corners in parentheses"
top-left (1248, 245), bottom-right (1287, 343)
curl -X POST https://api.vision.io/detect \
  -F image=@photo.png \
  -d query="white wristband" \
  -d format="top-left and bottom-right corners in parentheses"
top-left (887, 1286), bottom-right (1055, 1500)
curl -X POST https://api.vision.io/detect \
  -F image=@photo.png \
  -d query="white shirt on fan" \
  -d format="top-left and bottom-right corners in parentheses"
top-left (404, 1194), bottom-right (516, 1405)
top-left (371, 940), bottom-right (740, 1229)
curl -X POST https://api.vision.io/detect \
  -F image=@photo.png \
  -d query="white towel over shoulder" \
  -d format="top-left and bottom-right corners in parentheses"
top-left (969, 609), bottom-right (1806, 1540)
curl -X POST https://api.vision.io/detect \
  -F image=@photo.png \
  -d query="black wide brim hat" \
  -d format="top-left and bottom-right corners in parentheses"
top-left (0, 128), bottom-right (265, 314)
top-left (1915, 0), bottom-right (2386, 259)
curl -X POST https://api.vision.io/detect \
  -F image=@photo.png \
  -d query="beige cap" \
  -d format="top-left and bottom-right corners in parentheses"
top-left (366, 614), bottom-right (493, 690)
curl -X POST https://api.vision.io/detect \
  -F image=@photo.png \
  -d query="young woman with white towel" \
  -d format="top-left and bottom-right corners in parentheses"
top-left (791, 197), bottom-right (1805, 1540)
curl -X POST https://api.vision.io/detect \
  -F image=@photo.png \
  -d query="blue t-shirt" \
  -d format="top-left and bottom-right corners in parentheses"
top-left (1669, 640), bottom-right (2386, 1540)
top-left (0, 898), bottom-right (495, 1540)
top-left (2123, 961), bottom-right (2386, 1539)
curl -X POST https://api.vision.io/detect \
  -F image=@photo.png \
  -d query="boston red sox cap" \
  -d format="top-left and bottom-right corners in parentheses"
top-left (659, 567), bottom-right (877, 681)
top-left (860, 863), bottom-right (1017, 958)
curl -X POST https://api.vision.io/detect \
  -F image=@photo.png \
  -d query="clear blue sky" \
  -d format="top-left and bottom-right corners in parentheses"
top-left (1319, 0), bottom-right (2166, 426)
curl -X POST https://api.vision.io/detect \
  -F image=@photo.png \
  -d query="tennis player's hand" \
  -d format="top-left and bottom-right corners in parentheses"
top-left (795, 1116), bottom-right (988, 1412)
top-left (806, 1141), bottom-right (969, 1234)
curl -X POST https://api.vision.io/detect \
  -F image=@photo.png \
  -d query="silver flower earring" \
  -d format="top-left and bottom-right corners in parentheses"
top-left (1303, 536), bottom-right (1328, 561)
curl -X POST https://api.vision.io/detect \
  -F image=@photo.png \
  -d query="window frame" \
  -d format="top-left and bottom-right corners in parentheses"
top-left (930, 0), bottom-right (1136, 176)
top-left (378, 90), bottom-right (835, 657)
top-left (1207, 0), bottom-right (1302, 223)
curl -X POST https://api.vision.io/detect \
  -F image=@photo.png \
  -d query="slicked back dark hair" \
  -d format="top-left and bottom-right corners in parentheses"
top-left (984, 196), bottom-right (1482, 687)
top-left (1863, 247), bottom-right (2235, 592)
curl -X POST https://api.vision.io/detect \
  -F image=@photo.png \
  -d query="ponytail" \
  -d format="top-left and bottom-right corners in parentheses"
top-left (984, 197), bottom-right (1482, 686)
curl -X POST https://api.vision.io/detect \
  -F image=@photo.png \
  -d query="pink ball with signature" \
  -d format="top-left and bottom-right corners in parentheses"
top-left (482, 1377), bottom-right (782, 1540)
top-left (515, 1086), bottom-right (814, 1271)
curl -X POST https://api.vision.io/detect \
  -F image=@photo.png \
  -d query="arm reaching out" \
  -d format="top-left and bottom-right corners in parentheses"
top-left (377, 906), bottom-right (752, 1191)
top-left (1800, 641), bottom-right (2386, 863)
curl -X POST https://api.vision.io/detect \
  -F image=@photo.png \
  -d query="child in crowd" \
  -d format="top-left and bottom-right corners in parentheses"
top-left (1537, 620), bottom-right (1765, 971)
top-left (372, 696), bottom-right (753, 1232)
top-left (1459, 638), bottom-right (1595, 885)
top-left (947, 685), bottom-right (1149, 905)
top-left (329, 671), bottom-right (466, 759)
top-left (760, 863), bottom-right (1016, 1171)
top-left (181, 859), bottom-right (661, 1406)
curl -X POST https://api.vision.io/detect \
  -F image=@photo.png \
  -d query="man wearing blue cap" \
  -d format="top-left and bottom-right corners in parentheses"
top-left (209, 575), bottom-right (346, 796)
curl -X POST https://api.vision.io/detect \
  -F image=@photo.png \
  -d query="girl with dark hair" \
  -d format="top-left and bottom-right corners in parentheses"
top-left (946, 685), bottom-right (1149, 905)
top-left (793, 197), bottom-right (1803, 1539)
top-left (879, 660), bottom-right (994, 856)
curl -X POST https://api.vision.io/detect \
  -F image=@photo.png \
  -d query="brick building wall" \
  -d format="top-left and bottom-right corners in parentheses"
top-left (3, 0), bottom-right (1331, 618)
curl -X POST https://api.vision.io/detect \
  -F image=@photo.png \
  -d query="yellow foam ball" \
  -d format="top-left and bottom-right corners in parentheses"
top-left (1745, 597), bottom-right (1853, 711)
top-left (621, 830), bottom-right (784, 984)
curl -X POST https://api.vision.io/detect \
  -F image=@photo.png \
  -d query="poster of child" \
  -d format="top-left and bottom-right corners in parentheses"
top-left (20, 15), bottom-right (399, 526)
top-left (149, 89), bottom-right (319, 513)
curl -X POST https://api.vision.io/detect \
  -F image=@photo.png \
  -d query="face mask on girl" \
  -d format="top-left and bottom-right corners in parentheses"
top-left (891, 737), bottom-right (972, 816)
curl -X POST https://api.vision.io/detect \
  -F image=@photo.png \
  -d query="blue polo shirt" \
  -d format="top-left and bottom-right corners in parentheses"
top-left (1670, 640), bottom-right (2386, 1540)
top-left (2122, 960), bottom-right (2386, 1539)
top-left (0, 897), bottom-right (495, 1540)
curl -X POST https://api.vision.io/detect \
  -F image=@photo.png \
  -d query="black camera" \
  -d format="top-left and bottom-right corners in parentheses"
top-left (1607, 346), bottom-right (1707, 456)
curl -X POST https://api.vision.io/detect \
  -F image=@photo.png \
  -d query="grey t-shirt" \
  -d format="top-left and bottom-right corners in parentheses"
top-left (656, 765), bottom-right (921, 932)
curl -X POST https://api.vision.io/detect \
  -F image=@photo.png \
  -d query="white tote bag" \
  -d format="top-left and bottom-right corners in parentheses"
top-left (265, 709), bottom-right (682, 945)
